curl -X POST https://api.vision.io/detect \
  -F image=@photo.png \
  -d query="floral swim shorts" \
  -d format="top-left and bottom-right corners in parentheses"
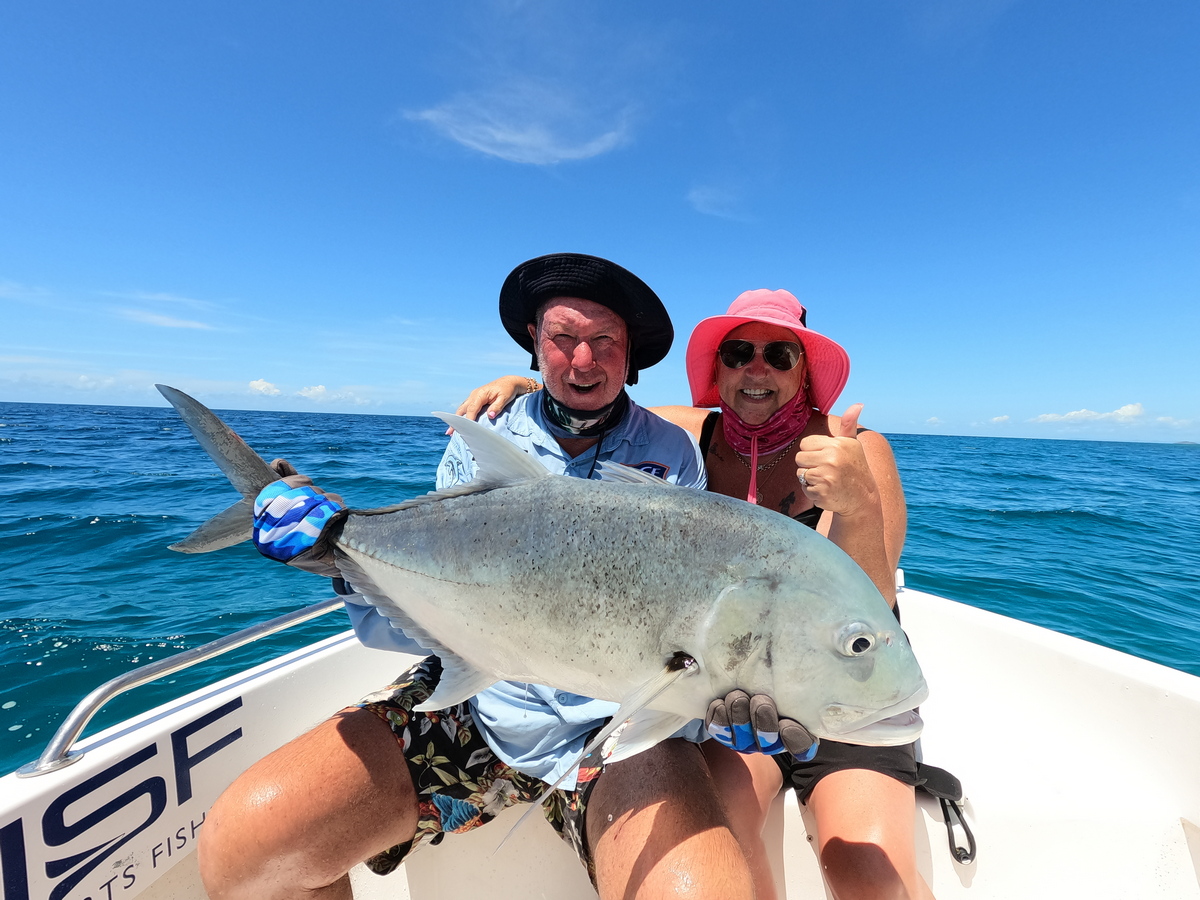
top-left (356, 657), bottom-right (604, 880)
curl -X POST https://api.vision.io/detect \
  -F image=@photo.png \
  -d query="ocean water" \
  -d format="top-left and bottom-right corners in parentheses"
top-left (2, 401), bottom-right (1198, 775)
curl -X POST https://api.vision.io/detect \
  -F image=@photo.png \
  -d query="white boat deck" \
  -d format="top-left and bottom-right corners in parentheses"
top-left (3, 587), bottom-right (1199, 899)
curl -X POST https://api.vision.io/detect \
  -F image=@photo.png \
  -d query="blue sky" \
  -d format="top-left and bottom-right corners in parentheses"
top-left (2, 1), bottom-right (1197, 441)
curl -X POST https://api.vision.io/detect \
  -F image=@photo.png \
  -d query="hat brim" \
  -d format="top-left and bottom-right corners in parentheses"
top-left (499, 253), bottom-right (672, 385)
top-left (685, 314), bottom-right (850, 414)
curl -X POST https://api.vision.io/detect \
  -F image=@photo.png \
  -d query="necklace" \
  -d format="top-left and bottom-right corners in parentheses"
top-left (732, 434), bottom-right (801, 504)
top-left (733, 434), bottom-right (800, 473)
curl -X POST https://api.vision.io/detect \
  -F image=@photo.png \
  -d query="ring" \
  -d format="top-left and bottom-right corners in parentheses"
top-left (799, 468), bottom-right (809, 487)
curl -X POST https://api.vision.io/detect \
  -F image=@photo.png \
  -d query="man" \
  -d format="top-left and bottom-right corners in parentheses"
top-left (198, 254), bottom-right (790, 900)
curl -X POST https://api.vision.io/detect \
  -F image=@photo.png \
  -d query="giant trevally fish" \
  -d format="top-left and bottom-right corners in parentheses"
top-left (157, 384), bottom-right (927, 760)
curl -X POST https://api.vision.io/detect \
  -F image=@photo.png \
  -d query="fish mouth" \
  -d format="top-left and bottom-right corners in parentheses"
top-left (817, 681), bottom-right (929, 747)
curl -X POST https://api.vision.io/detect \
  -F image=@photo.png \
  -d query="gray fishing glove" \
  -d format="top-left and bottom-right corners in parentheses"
top-left (705, 690), bottom-right (818, 760)
top-left (251, 459), bottom-right (348, 578)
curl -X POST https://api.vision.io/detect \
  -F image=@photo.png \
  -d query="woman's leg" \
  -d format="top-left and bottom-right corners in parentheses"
top-left (805, 768), bottom-right (934, 900)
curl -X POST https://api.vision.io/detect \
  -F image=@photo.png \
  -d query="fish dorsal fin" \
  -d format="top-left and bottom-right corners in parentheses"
top-left (595, 460), bottom-right (671, 486)
top-left (432, 412), bottom-right (549, 488)
top-left (348, 482), bottom-right (506, 517)
top-left (345, 415), bottom-right (549, 516)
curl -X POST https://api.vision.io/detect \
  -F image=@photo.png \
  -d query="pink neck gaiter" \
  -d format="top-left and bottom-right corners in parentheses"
top-left (719, 391), bottom-right (812, 504)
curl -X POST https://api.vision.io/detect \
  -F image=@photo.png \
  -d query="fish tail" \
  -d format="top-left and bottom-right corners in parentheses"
top-left (157, 384), bottom-right (282, 553)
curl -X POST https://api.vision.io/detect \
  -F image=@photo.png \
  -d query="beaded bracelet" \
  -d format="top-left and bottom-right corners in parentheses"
top-left (525, 377), bottom-right (542, 394)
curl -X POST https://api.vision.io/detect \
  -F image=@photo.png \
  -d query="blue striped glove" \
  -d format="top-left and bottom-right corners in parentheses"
top-left (705, 691), bottom-right (818, 760)
top-left (252, 459), bottom-right (347, 575)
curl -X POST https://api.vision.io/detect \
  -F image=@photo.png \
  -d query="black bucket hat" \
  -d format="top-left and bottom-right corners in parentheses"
top-left (499, 253), bottom-right (673, 385)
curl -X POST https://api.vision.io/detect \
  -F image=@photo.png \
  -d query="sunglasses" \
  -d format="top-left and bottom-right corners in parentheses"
top-left (718, 339), bottom-right (804, 371)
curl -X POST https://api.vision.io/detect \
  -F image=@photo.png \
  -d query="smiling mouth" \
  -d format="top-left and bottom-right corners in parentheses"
top-left (739, 388), bottom-right (773, 400)
top-left (569, 382), bottom-right (601, 393)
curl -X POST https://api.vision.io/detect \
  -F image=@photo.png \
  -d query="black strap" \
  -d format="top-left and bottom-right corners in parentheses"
top-left (698, 410), bottom-right (720, 457)
top-left (916, 763), bottom-right (976, 864)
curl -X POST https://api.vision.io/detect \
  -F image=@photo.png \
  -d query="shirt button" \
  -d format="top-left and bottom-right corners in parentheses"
top-left (556, 694), bottom-right (569, 703)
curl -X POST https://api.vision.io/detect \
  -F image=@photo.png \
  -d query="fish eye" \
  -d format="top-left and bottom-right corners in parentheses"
top-left (836, 624), bottom-right (876, 657)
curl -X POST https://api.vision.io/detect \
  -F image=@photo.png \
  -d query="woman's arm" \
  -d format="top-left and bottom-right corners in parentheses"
top-left (796, 404), bottom-right (906, 606)
top-left (649, 405), bottom-right (713, 440)
top-left (452, 375), bottom-right (540, 428)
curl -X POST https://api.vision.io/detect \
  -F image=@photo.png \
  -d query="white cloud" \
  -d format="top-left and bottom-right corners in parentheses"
top-left (297, 385), bottom-right (369, 406)
top-left (1030, 403), bottom-right (1145, 424)
top-left (0, 280), bottom-right (45, 301)
top-left (117, 309), bottom-right (214, 330)
top-left (106, 290), bottom-right (217, 311)
top-left (686, 185), bottom-right (751, 220)
top-left (408, 83), bottom-right (632, 165)
top-left (73, 374), bottom-right (118, 391)
top-left (991, 415), bottom-right (1010, 423)
top-left (401, 4), bottom-right (665, 167)
top-left (925, 417), bottom-right (941, 425)
top-left (249, 379), bottom-right (280, 396)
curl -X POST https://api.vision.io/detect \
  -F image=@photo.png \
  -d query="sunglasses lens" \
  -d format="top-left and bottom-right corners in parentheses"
top-left (763, 342), bottom-right (802, 371)
top-left (719, 340), bottom-right (803, 370)
top-left (718, 340), bottom-right (756, 368)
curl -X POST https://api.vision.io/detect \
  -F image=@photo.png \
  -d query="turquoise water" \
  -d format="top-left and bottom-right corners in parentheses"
top-left (2, 401), bottom-right (1198, 774)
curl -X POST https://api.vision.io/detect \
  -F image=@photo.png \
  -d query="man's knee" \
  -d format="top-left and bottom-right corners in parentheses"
top-left (587, 740), bottom-right (755, 900)
top-left (198, 772), bottom-right (296, 900)
top-left (198, 709), bottom-right (418, 899)
top-left (820, 838), bottom-right (910, 900)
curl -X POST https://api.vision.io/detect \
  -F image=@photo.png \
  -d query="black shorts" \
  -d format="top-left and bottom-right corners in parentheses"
top-left (773, 738), bottom-right (921, 804)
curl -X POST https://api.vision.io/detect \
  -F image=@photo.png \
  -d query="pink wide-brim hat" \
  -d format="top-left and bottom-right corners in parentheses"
top-left (686, 289), bottom-right (850, 413)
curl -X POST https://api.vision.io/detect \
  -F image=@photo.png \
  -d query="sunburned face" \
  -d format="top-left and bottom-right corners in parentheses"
top-left (529, 297), bottom-right (630, 411)
top-left (716, 322), bottom-right (807, 426)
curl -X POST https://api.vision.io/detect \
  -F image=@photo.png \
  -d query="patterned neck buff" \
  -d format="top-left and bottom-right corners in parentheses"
top-left (542, 389), bottom-right (630, 437)
top-left (719, 389), bottom-right (812, 504)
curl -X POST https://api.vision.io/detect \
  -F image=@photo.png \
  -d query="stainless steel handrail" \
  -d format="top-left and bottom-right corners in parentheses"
top-left (17, 596), bottom-right (346, 778)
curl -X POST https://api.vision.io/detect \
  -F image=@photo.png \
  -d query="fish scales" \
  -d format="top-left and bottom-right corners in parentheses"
top-left (335, 474), bottom-right (924, 739)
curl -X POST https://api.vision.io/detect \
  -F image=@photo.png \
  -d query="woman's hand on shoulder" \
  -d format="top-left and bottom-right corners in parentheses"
top-left (450, 375), bottom-right (540, 434)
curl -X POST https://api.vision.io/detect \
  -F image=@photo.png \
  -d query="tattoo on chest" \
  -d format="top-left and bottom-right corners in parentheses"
top-left (779, 490), bottom-right (796, 516)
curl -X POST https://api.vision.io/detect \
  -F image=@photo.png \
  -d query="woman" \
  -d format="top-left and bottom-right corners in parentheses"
top-left (460, 289), bottom-right (931, 900)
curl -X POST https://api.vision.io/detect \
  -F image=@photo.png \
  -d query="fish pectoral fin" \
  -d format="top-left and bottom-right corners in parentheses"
top-left (431, 413), bottom-right (549, 488)
top-left (168, 497), bottom-right (254, 553)
top-left (491, 656), bottom-right (701, 857)
top-left (414, 656), bottom-right (495, 711)
top-left (593, 655), bottom-right (700, 764)
top-left (603, 710), bottom-right (696, 764)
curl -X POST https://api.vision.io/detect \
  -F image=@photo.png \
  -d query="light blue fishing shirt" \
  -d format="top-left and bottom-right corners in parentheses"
top-left (344, 392), bottom-right (708, 787)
